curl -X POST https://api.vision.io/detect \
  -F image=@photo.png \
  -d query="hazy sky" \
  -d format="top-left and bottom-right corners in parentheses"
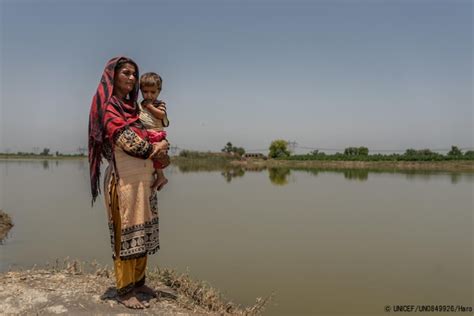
top-left (1, 0), bottom-right (472, 154)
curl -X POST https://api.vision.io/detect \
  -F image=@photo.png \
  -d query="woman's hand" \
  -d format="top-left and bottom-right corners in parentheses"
top-left (150, 140), bottom-right (169, 159)
top-left (155, 155), bottom-right (170, 169)
top-left (150, 140), bottom-right (170, 171)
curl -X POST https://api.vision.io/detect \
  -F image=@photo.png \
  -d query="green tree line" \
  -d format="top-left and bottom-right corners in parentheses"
top-left (175, 141), bottom-right (473, 162)
top-left (0, 147), bottom-right (86, 157)
top-left (278, 143), bottom-right (474, 161)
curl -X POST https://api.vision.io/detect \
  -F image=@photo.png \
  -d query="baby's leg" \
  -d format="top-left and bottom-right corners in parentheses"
top-left (154, 168), bottom-right (168, 191)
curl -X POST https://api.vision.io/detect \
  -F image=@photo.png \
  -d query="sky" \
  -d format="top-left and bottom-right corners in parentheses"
top-left (0, 0), bottom-right (472, 154)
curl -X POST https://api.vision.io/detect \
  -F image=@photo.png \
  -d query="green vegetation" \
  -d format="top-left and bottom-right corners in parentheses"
top-left (0, 147), bottom-right (86, 159)
top-left (178, 150), bottom-right (234, 160)
top-left (153, 267), bottom-right (269, 315)
top-left (173, 143), bottom-right (473, 172)
top-left (221, 142), bottom-right (245, 157)
top-left (286, 145), bottom-right (474, 162)
top-left (343, 146), bottom-right (369, 156)
top-left (268, 140), bottom-right (290, 158)
top-left (0, 153), bottom-right (85, 159)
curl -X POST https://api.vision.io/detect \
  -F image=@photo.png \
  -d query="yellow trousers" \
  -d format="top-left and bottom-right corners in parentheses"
top-left (110, 175), bottom-right (147, 296)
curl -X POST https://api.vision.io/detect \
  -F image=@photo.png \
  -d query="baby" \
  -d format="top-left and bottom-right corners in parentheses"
top-left (139, 72), bottom-right (170, 190)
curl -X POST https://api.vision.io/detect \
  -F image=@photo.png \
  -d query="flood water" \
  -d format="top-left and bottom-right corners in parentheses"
top-left (0, 159), bottom-right (472, 315)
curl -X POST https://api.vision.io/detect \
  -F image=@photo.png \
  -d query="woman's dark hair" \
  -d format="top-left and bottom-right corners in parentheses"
top-left (115, 58), bottom-right (132, 72)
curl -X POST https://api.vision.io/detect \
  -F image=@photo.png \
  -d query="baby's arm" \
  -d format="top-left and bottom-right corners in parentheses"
top-left (143, 101), bottom-right (167, 120)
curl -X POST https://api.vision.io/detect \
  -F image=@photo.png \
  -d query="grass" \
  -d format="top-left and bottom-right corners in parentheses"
top-left (12, 258), bottom-right (270, 315)
top-left (150, 267), bottom-right (270, 315)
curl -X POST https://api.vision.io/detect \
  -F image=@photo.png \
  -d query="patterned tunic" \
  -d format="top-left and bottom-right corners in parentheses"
top-left (103, 127), bottom-right (159, 260)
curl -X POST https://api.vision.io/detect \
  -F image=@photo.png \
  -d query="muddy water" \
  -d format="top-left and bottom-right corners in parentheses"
top-left (0, 159), bottom-right (472, 315)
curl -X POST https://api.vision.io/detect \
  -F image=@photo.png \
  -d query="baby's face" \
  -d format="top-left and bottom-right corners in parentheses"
top-left (141, 85), bottom-right (161, 101)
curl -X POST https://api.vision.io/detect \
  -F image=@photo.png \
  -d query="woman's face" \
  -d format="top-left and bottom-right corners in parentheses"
top-left (114, 63), bottom-right (137, 97)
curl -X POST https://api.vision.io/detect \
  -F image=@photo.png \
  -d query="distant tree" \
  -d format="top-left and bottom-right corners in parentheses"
top-left (222, 142), bottom-right (233, 153)
top-left (55, 151), bottom-right (60, 157)
top-left (447, 146), bottom-right (462, 157)
top-left (221, 142), bottom-right (245, 157)
top-left (344, 147), bottom-right (369, 156)
top-left (404, 149), bottom-right (417, 156)
top-left (269, 140), bottom-right (290, 158)
top-left (233, 147), bottom-right (246, 157)
top-left (404, 148), bottom-right (433, 156)
top-left (40, 148), bottom-right (50, 156)
top-left (358, 146), bottom-right (369, 156)
top-left (418, 149), bottom-right (434, 155)
top-left (464, 151), bottom-right (474, 159)
top-left (179, 150), bottom-right (191, 158)
top-left (344, 147), bottom-right (357, 156)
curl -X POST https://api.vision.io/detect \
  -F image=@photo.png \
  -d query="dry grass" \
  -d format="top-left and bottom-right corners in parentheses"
top-left (150, 267), bottom-right (271, 315)
top-left (7, 258), bottom-right (269, 315)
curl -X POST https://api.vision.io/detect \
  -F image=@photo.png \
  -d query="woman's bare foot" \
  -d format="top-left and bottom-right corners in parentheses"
top-left (117, 292), bottom-right (145, 309)
top-left (138, 297), bottom-right (151, 308)
top-left (135, 284), bottom-right (158, 298)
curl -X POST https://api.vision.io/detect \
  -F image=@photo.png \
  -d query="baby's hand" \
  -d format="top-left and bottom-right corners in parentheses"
top-left (154, 100), bottom-right (166, 109)
top-left (154, 101), bottom-right (167, 114)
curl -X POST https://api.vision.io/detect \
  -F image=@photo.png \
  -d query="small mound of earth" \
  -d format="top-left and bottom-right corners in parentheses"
top-left (0, 210), bottom-right (13, 242)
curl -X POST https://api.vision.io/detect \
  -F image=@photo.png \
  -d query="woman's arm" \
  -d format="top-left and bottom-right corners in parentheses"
top-left (114, 128), bottom-right (153, 159)
top-left (114, 128), bottom-right (170, 164)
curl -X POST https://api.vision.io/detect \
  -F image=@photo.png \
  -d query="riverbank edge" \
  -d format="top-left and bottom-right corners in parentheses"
top-left (0, 155), bottom-right (85, 160)
top-left (0, 260), bottom-right (268, 315)
top-left (198, 158), bottom-right (474, 172)
top-left (2, 156), bottom-right (473, 172)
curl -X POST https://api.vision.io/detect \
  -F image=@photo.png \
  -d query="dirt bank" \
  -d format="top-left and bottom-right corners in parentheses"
top-left (0, 261), bottom-right (267, 315)
top-left (231, 160), bottom-right (474, 172)
top-left (0, 210), bottom-right (13, 242)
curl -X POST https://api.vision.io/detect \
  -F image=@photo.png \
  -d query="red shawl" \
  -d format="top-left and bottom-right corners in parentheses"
top-left (88, 56), bottom-right (147, 205)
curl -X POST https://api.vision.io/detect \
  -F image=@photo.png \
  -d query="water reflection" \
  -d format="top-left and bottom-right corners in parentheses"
top-left (451, 173), bottom-right (460, 184)
top-left (180, 163), bottom-right (472, 185)
top-left (221, 168), bottom-right (245, 183)
top-left (2, 159), bottom-right (471, 186)
top-left (175, 160), bottom-right (230, 173)
top-left (261, 167), bottom-right (472, 185)
top-left (343, 169), bottom-right (368, 181)
top-left (0, 230), bottom-right (12, 245)
top-left (268, 168), bottom-right (291, 185)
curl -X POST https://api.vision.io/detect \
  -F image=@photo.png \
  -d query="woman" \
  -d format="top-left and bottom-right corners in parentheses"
top-left (88, 56), bottom-right (170, 309)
